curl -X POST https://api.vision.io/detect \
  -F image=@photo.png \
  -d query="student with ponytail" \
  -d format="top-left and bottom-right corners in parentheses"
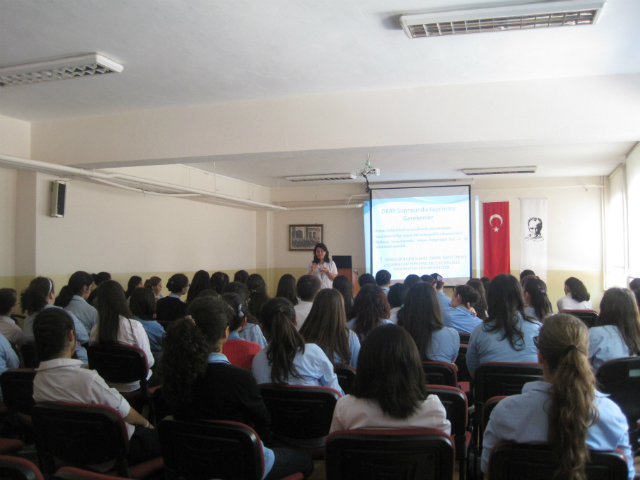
top-left (221, 293), bottom-right (262, 370)
top-left (251, 298), bottom-right (343, 394)
top-left (22, 277), bottom-right (89, 364)
top-left (466, 279), bottom-right (488, 320)
top-left (482, 314), bottom-right (634, 480)
top-left (522, 276), bottom-right (552, 321)
top-left (221, 282), bottom-right (268, 348)
top-left (161, 297), bottom-right (314, 480)
top-left (247, 274), bottom-right (270, 319)
top-left (54, 271), bottom-right (98, 333)
top-left (442, 284), bottom-right (482, 334)
top-left (156, 273), bottom-right (189, 321)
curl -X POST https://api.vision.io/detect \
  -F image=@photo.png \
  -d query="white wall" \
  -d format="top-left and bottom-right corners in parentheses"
top-left (625, 143), bottom-right (640, 278)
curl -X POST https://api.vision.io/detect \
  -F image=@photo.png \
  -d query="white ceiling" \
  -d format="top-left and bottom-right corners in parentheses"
top-left (1, 0), bottom-right (639, 185)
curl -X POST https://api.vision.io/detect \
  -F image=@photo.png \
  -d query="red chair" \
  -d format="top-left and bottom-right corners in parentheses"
top-left (326, 428), bottom-right (455, 480)
top-left (158, 416), bottom-right (303, 480)
top-left (422, 361), bottom-right (457, 387)
top-left (31, 402), bottom-right (163, 479)
top-left (487, 443), bottom-right (628, 480)
top-left (334, 364), bottom-right (356, 395)
top-left (559, 309), bottom-right (598, 328)
top-left (481, 396), bottom-right (507, 436)
top-left (0, 455), bottom-right (44, 480)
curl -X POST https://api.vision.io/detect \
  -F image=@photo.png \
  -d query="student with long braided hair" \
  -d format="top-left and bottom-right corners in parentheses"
top-left (522, 276), bottom-right (552, 321)
top-left (482, 314), bottom-right (634, 479)
top-left (251, 297), bottom-right (343, 394)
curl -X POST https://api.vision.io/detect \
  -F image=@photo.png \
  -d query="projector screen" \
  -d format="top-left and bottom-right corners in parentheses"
top-left (365, 185), bottom-right (472, 284)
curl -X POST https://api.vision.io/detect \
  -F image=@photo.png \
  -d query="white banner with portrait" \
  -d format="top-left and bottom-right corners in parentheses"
top-left (520, 198), bottom-right (548, 281)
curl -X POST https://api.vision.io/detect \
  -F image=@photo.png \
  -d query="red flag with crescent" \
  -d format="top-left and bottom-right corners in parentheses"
top-left (483, 201), bottom-right (510, 278)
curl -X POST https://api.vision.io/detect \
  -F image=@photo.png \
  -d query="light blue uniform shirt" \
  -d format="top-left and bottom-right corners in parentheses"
top-left (588, 325), bottom-right (635, 371)
top-left (251, 343), bottom-right (344, 395)
top-left (65, 295), bottom-right (99, 334)
top-left (437, 292), bottom-right (452, 312)
top-left (0, 332), bottom-right (20, 404)
top-left (23, 305), bottom-right (89, 365)
top-left (239, 323), bottom-right (267, 348)
top-left (466, 313), bottom-right (541, 375)
top-left (524, 306), bottom-right (541, 322)
top-left (134, 316), bottom-right (165, 365)
top-left (332, 330), bottom-right (360, 368)
top-left (442, 306), bottom-right (482, 334)
top-left (208, 352), bottom-right (274, 480)
top-left (426, 327), bottom-right (460, 363)
top-left (482, 381), bottom-right (634, 479)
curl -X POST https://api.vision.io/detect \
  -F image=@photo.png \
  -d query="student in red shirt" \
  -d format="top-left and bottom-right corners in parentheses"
top-left (221, 293), bottom-right (262, 370)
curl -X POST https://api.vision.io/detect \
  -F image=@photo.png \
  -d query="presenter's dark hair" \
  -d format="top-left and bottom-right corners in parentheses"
top-left (597, 288), bottom-right (640, 356)
top-left (55, 271), bottom-right (94, 308)
top-left (247, 274), bottom-right (270, 319)
top-left (404, 274), bottom-right (421, 288)
top-left (455, 285), bottom-right (479, 307)
top-left (522, 276), bottom-right (551, 320)
top-left (33, 308), bottom-right (76, 362)
top-left (21, 277), bottom-right (54, 315)
top-left (398, 282), bottom-right (444, 361)
top-left (388, 283), bottom-right (408, 309)
top-left (186, 270), bottom-right (211, 304)
top-left (375, 270), bottom-right (391, 286)
top-left (0, 289), bottom-right (17, 316)
top-left (129, 287), bottom-right (157, 320)
top-left (312, 243), bottom-right (330, 263)
top-left (466, 279), bottom-right (488, 320)
top-left (351, 284), bottom-right (390, 341)
top-left (296, 275), bottom-right (321, 302)
top-left (565, 277), bottom-right (590, 303)
top-left (233, 270), bottom-right (249, 284)
top-left (352, 324), bottom-right (427, 419)
top-left (485, 274), bottom-right (536, 351)
top-left (96, 280), bottom-right (135, 346)
top-left (358, 273), bottom-right (376, 288)
top-left (261, 297), bottom-right (305, 385)
top-left (333, 275), bottom-right (354, 318)
top-left (125, 276), bottom-right (142, 299)
top-left (210, 271), bottom-right (230, 294)
top-left (276, 274), bottom-right (298, 306)
top-left (167, 273), bottom-right (189, 294)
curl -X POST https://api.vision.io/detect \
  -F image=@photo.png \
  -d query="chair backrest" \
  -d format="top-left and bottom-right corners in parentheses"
top-left (559, 309), bottom-right (598, 328)
top-left (459, 332), bottom-right (471, 344)
top-left (53, 467), bottom-right (123, 480)
top-left (425, 385), bottom-right (467, 439)
top-left (87, 345), bottom-right (149, 395)
top-left (149, 386), bottom-right (172, 426)
top-left (158, 417), bottom-right (264, 480)
top-left (259, 385), bottom-right (341, 440)
top-left (20, 343), bottom-right (39, 369)
top-left (455, 345), bottom-right (471, 382)
top-left (0, 369), bottom-right (37, 416)
top-left (326, 428), bottom-right (455, 480)
top-left (0, 455), bottom-right (44, 480)
top-left (595, 356), bottom-right (640, 429)
top-left (422, 361), bottom-right (457, 387)
top-left (473, 363), bottom-right (543, 414)
top-left (482, 396), bottom-right (507, 434)
top-left (488, 443), bottom-right (628, 480)
top-left (334, 365), bottom-right (356, 395)
top-left (31, 402), bottom-right (131, 478)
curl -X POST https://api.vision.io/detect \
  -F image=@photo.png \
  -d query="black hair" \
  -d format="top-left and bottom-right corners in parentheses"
top-left (166, 273), bottom-right (189, 294)
top-left (96, 280), bottom-right (135, 346)
top-left (221, 293), bottom-right (248, 332)
top-left (352, 324), bottom-right (427, 419)
top-left (375, 270), bottom-right (391, 287)
top-left (397, 282), bottom-right (444, 361)
top-left (520, 270), bottom-right (535, 281)
top-left (455, 284), bottom-right (479, 307)
top-left (233, 270), bottom-right (249, 284)
top-left (630, 278), bottom-right (640, 291)
top-left (260, 297), bottom-right (306, 385)
top-left (186, 297), bottom-right (233, 348)
top-left (388, 283), bottom-right (408, 309)
top-left (33, 308), bottom-right (76, 362)
top-left (312, 243), bottom-right (331, 264)
top-left (55, 271), bottom-right (94, 308)
top-left (186, 270), bottom-right (211, 304)
top-left (350, 284), bottom-right (391, 341)
top-left (210, 271), bottom-right (230, 295)
top-left (522, 276), bottom-right (552, 320)
top-left (404, 274), bottom-right (421, 288)
top-left (421, 274), bottom-right (435, 285)
top-left (0, 288), bottom-right (17, 316)
top-left (333, 275), bottom-right (354, 320)
top-left (466, 279), bottom-right (488, 320)
top-left (480, 277), bottom-right (491, 293)
top-left (597, 288), bottom-right (640, 356)
top-left (129, 287), bottom-right (157, 320)
top-left (21, 277), bottom-right (54, 314)
top-left (196, 289), bottom-right (219, 300)
top-left (296, 275), bottom-right (321, 302)
top-left (222, 282), bottom-right (250, 302)
top-left (125, 276), bottom-right (143, 299)
top-left (247, 274), bottom-right (270, 319)
top-left (276, 274), bottom-right (298, 306)
top-left (431, 273), bottom-right (444, 290)
top-left (565, 277), bottom-right (591, 303)
top-left (358, 273), bottom-right (376, 288)
top-left (92, 272), bottom-right (111, 285)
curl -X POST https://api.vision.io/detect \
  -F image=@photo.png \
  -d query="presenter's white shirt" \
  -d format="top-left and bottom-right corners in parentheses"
top-left (306, 260), bottom-right (338, 289)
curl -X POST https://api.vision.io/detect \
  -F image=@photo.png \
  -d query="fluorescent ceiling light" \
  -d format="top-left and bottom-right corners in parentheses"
top-left (462, 166), bottom-right (537, 175)
top-left (285, 173), bottom-right (357, 182)
top-left (0, 53), bottom-right (123, 87)
top-left (400, 1), bottom-right (605, 39)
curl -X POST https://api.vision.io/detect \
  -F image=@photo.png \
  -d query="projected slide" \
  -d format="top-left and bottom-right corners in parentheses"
top-left (367, 186), bottom-right (471, 283)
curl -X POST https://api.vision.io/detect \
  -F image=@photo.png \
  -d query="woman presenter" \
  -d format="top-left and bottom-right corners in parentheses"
top-left (306, 243), bottom-right (338, 289)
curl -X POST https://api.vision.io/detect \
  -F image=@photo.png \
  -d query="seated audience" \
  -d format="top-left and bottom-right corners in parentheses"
top-left (251, 298), bottom-right (343, 394)
top-left (0, 288), bottom-right (25, 344)
top-left (300, 289), bottom-right (360, 368)
top-left (404, 274), bottom-right (421, 288)
top-left (156, 273), bottom-right (189, 321)
top-left (432, 273), bottom-right (451, 311)
top-left (247, 274), bottom-right (270, 319)
top-left (519, 269), bottom-right (535, 283)
top-left (375, 270), bottom-right (391, 295)
top-left (332, 275), bottom-right (354, 320)
top-left (330, 324), bottom-right (450, 434)
top-left (399, 282), bottom-right (459, 363)
top-left (32, 308), bottom-right (160, 466)
top-left (480, 276), bottom-right (491, 294)
top-left (421, 274), bottom-right (435, 285)
top-left (522, 276), bottom-right (552, 321)
top-left (466, 278), bottom-right (488, 320)
top-left (233, 269), bottom-right (249, 285)
top-left (358, 273), bottom-right (376, 288)
top-left (275, 274), bottom-right (298, 306)
top-left (125, 276), bottom-right (143, 300)
top-left (466, 274), bottom-right (541, 376)
top-left (89, 280), bottom-right (154, 392)
top-left (442, 285), bottom-right (482, 334)
top-left (22, 277), bottom-right (88, 364)
top-left (87, 271), bottom-right (111, 307)
top-left (294, 275), bottom-right (321, 331)
top-left (222, 282), bottom-right (267, 348)
top-left (186, 270), bottom-right (211, 304)
top-left (482, 314), bottom-right (634, 480)
top-left (144, 276), bottom-right (163, 300)
top-left (589, 287), bottom-right (640, 371)
top-left (557, 276), bottom-right (592, 311)
top-left (161, 297), bottom-right (314, 480)
top-left (0, 331), bottom-right (19, 404)
top-left (54, 271), bottom-right (98, 333)
top-left (347, 284), bottom-right (392, 342)
top-left (210, 271), bottom-right (230, 295)
top-left (387, 283), bottom-right (408, 324)
top-left (221, 293), bottom-right (262, 370)
top-left (129, 287), bottom-right (165, 365)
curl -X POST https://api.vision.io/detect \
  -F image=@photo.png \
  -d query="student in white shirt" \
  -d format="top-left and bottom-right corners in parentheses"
top-left (0, 288), bottom-right (24, 345)
top-left (294, 275), bottom-right (321, 331)
top-left (557, 276), bottom-right (593, 311)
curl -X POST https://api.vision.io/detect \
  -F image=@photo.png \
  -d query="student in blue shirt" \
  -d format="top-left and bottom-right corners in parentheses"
top-left (431, 273), bottom-right (452, 312)
top-left (0, 332), bottom-right (20, 404)
top-left (466, 274), bottom-right (541, 376)
top-left (522, 276), bottom-right (552, 322)
top-left (398, 282), bottom-right (459, 363)
top-left (442, 285), bottom-right (482, 334)
top-left (54, 271), bottom-right (99, 334)
top-left (221, 282), bottom-right (268, 348)
top-left (483, 314), bottom-right (634, 480)
top-left (129, 287), bottom-right (165, 365)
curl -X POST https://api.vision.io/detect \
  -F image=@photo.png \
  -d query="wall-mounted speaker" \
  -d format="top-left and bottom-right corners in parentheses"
top-left (50, 180), bottom-right (66, 218)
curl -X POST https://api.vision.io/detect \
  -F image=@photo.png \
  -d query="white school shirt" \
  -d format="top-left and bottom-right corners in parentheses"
top-left (89, 316), bottom-right (154, 392)
top-left (0, 316), bottom-right (24, 345)
top-left (294, 301), bottom-right (313, 331)
top-left (306, 260), bottom-right (338, 289)
top-left (557, 293), bottom-right (592, 311)
top-left (65, 295), bottom-right (99, 334)
top-left (588, 325), bottom-right (636, 371)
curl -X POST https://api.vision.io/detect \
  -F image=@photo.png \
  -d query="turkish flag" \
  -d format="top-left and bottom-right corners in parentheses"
top-left (483, 201), bottom-right (510, 278)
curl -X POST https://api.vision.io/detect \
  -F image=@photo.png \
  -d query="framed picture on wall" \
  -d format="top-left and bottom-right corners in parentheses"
top-left (289, 224), bottom-right (323, 251)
